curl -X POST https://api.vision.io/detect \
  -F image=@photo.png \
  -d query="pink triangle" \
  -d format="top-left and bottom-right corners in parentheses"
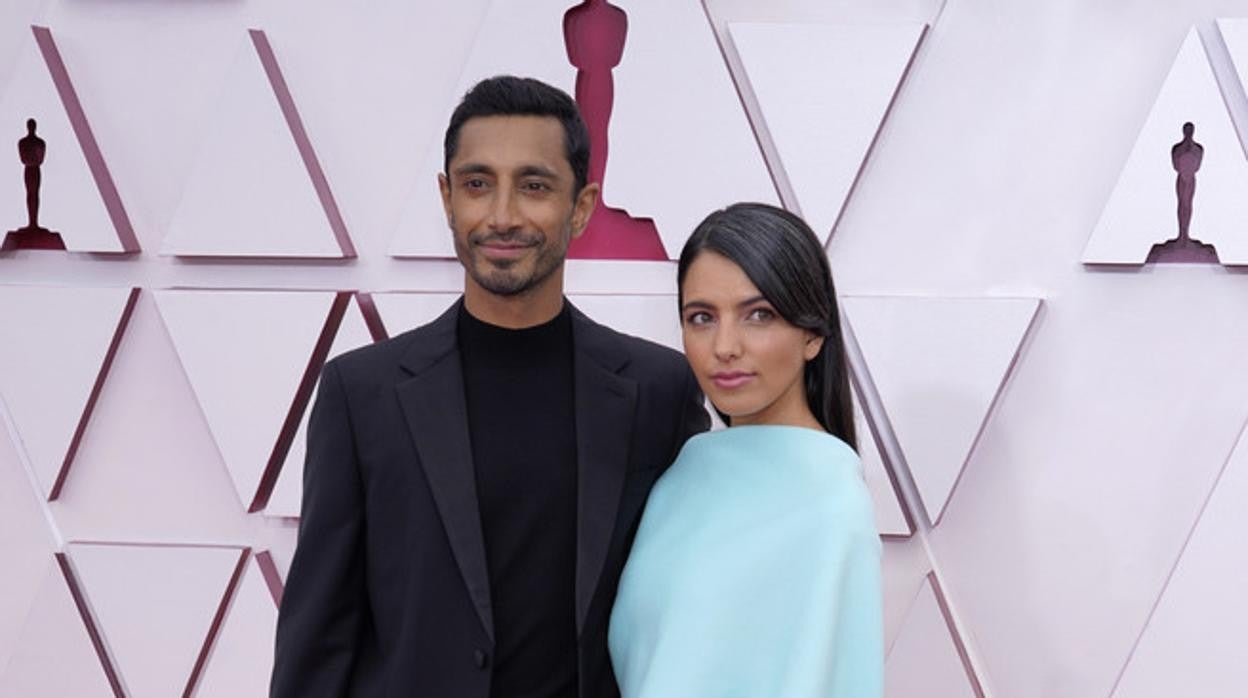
top-left (66, 542), bottom-right (246, 698)
top-left (0, 557), bottom-right (120, 697)
top-left (885, 574), bottom-right (982, 697)
top-left (267, 294), bottom-right (379, 517)
top-left (162, 31), bottom-right (353, 258)
top-left (155, 290), bottom-right (346, 512)
top-left (844, 296), bottom-right (1040, 524)
top-left (194, 555), bottom-right (279, 698)
top-left (0, 285), bottom-right (138, 500)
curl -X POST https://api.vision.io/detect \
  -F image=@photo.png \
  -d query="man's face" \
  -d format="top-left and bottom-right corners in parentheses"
top-left (439, 115), bottom-right (596, 298)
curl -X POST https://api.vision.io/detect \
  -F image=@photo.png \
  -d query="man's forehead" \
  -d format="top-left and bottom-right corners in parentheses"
top-left (452, 114), bottom-right (569, 171)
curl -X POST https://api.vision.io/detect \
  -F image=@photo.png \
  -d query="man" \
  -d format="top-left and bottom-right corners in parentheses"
top-left (271, 76), bottom-right (708, 697)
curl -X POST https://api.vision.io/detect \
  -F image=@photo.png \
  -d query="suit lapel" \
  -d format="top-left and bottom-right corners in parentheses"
top-left (571, 306), bottom-right (637, 635)
top-left (395, 301), bottom-right (494, 642)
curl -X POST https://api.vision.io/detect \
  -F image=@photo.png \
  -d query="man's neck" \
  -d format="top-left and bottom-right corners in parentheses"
top-left (462, 279), bottom-right (565, 329)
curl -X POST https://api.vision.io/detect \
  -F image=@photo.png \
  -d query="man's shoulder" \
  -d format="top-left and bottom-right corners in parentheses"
top-left (324, 310), bottom-right (453, 381)
top-left (576, 314), bottom-right (688, 379)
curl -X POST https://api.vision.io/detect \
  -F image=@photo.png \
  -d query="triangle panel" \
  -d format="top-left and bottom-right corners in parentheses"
top-left (0, 285), bottom-right (137, 500)
top-left (389, 0), bottom-right (575, 258)
top-left (154, 289), bottom-right (338, 511)
top-left (195, 555), bottom-right (279, 698)
top-left (0, 30), bottom-right (129, 252)
top-left (854, 396), bottom-right (912, 537)
top-left (1214, 18), bottom-right (1248, 264)
top-left (372, 292), bottom-right (462, 338)
top-left (844, 295), bottom-right (1039, 524)
top-left (885, 575), bottom-right (979, 698)
top-left (568, 294), bottom-right (681, 351)
top-left (0, 558), bottom-right (118, 698)
top-left (1083, 28), bottom-right (1248, 264)
top-left (162, 33), bottom-right (346, 258)
top-left (728, 22), bottom-right (925, 243)
top-left (1111, 421), bottom-right (1248, 697)
top-left (66, 543), bottom-right (246, 698)
top-left (267, 296), bottom-right (377, 518)
top-left (609, 1), bottom-right (777, 258)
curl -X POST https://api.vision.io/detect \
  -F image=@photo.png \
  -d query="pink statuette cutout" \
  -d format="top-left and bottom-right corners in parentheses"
top-left (563, 1), bottom-right (665, 260)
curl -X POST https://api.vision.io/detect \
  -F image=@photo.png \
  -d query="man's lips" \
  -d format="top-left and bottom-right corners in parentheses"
top-left (477, 240), bottom-right (535, 258)
top-left (711, 371), bottom-right (755, 389)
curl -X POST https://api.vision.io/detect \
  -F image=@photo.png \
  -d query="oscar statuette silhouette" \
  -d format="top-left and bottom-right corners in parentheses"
top-left (3, 118), bottom-right (66, 251)
top-left (563, 0), bottom-right (667, 260)
top-left (1146, 122), bottom-right (1219, 264)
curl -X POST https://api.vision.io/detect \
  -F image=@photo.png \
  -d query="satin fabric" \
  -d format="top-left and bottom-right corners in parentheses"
top-left (609, 425), bottom-right (883, 697)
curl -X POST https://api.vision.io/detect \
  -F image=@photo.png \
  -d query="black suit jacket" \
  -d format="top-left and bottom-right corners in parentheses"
top-left (271, 299), bottom-right (709, 698)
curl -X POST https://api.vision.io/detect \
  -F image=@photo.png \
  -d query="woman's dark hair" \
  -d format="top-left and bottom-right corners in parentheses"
top-left (444, 75), bottom-right (591, 196)
top-left (677, 202), bottom-right (857, 449)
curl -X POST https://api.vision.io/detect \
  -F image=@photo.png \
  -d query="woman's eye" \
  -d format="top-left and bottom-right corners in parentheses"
top-left (746, 307), bottom-right (775, 322)
top-left (685, 311), bottom-right (712, 326)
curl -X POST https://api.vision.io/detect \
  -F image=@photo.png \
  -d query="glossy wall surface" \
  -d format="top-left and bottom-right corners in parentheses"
top-left (2, 1), bottom-right (1247, 696)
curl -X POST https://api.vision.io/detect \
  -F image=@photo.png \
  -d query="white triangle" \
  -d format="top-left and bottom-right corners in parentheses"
top-left (844, 296), bottom-right (1039, 524)
top-left (67, 543), bottom-right (244, 698)
top-left (267, 297), bottom-right (375, 518)
top-left (389, 0), bottom-right (575, 258)
top-left (0, 285), bottom-right (134, 499)
top-left (0, 422), bottom-right (57, 672)
top-left (1083, 28), bottom-right (1248, 264)
top-left (885, 576), bottom-right (978, 698)
top-left (854, 398), bottom-right (912, 537)
top-left (1111, 423), bottom-right (1248, 697)
top-left (154, 290), bottom-right (338, 510)
top-left (728, 22), bottom-right (925, 243)
top-left (0, 559), bottom-right (117, 698)
top-left (0, 34), bottom-right (123, 252)
top-left (195, 556), bottom-right (278, 698)
top-left (162, 34), bottom-right (344, 257)
top-left (609, 1), bottom-right (777, 258)
top-left (1214, 18), bottom-right (1248, 264)
top-left (372, 292), bottom-right (461, 337)
top-left (568, 294), bottom-right (682, 352)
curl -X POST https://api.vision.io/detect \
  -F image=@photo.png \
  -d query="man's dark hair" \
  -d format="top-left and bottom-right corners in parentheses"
top-left (443, 75), bottom-right (591, 196)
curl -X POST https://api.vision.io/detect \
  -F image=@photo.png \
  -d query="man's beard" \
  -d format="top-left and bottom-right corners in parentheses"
top-left (455, 218), bottom-right (572, 297)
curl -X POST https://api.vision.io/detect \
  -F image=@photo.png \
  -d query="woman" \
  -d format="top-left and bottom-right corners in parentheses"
top-left (609, 203), bottom-right (882, 697)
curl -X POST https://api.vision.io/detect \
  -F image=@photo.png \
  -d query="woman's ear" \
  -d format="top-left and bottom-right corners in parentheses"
top-left (804, 333), bottom-right (824, 361)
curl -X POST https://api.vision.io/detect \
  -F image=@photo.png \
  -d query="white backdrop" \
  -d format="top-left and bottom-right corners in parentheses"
top-left (2, 1), bottom-right (1247, 696)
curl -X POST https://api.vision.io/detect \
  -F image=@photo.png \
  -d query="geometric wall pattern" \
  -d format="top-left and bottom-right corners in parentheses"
top-left (1083, 26), bottom-right (1248, 265)
top-left (3, 1), bottom-right (1246, 696)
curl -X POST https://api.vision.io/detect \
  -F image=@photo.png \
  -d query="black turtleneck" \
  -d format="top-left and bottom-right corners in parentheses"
top-left (457, 304), bottom-right (579, 698)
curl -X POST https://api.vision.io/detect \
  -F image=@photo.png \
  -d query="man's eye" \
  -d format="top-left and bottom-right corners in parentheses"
top-left (522, 181), bottom-right (550, 192)
top-left (463, 178), bottom-right (487, 189)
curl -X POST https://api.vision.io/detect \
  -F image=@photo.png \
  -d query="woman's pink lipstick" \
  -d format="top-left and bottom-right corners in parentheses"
top-left (711, 371), bottom-right (754, 389)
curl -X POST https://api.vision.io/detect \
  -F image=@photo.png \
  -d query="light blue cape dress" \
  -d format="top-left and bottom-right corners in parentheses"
top-left (608, 425), bottom-right (882, 697)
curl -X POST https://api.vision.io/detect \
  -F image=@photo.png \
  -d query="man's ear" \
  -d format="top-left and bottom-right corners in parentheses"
top-left (570, 182), bottom-right (601, 239)
top-left (438, 172), bottom-right (453, 224)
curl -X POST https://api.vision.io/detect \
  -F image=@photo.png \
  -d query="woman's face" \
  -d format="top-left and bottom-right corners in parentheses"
top-left (680, 251), bottom-right (823, 428)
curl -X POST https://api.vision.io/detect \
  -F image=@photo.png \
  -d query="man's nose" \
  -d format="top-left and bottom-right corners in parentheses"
top-left (487, 187), bottom-right (522, 232)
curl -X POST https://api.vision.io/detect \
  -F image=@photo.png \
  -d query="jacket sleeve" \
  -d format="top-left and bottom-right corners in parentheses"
top-left (270, 360), bottom-right (366, 697)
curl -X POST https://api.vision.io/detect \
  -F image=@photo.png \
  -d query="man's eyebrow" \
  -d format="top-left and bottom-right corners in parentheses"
top-left (516, 165), bottom-right (560, 179)
top-left (451, 163), bottom-right (494, 176)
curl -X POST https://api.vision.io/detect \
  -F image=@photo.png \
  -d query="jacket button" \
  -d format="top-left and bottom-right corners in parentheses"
top-left (474, 649), bottom-right (489, 669)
